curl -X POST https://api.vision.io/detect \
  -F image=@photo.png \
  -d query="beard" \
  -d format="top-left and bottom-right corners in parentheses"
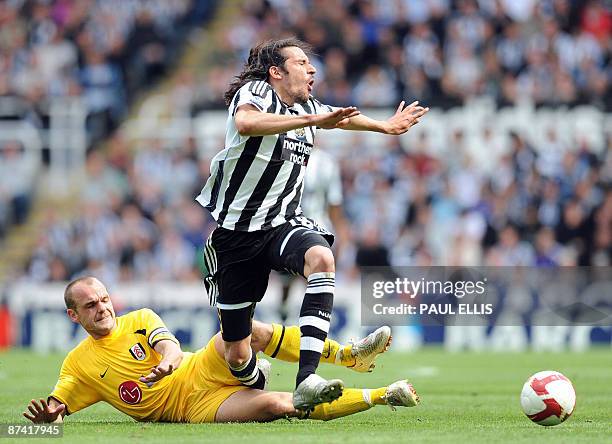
top-left (290, 84), bottom-right (310, 104)
top-left (294, 91), bottom-right (309, 104)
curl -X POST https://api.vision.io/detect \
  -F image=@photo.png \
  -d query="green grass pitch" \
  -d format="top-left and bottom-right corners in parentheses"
top-left (1, 348), bottom-right (610, 443)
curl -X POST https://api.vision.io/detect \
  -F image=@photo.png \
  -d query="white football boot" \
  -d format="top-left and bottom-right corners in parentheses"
top-left (338, 326), bottom-right (392, 373)
top-left (257, 358), bottom-right (271, 390)
top-left (293, 374), bottom-right (344, 410)
top-left (382, 380), bottom-right (420, 410)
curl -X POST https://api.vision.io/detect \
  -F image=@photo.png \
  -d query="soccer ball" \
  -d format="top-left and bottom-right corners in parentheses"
top-left (520, 370), bottom-right (576, 426)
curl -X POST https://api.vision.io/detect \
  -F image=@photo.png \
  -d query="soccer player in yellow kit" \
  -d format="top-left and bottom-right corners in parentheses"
top-left (23, 277), bottom-right (419, 424)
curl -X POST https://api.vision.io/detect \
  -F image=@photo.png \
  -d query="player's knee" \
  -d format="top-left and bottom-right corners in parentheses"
top-left (304, 246), bottom-right (335, 274)
top-left (226, 351), bottom-right (250, 369)
top-left (225, 343), bottom-right (251, 368)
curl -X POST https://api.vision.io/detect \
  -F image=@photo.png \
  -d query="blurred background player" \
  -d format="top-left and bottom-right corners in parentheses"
top-left (278, 147), bottom-right (349, 323)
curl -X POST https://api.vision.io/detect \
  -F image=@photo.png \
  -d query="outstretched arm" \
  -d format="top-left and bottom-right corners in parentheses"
top-left (235, 104), bottom-right (361, 136)
top-left (339, 101), bottom-right (429, 134)
top-left (23, 398), bottom-right (65, 423)
top-left (139, 339), bottom-right (184, 387)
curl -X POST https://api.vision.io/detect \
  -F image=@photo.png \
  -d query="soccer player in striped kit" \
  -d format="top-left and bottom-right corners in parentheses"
top-left (197, 38), bottom-right (428, 410)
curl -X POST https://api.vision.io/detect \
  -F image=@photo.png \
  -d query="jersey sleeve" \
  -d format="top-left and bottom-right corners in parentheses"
top-left (139, 309), bottom-right (179, 349)
top-left (49, 353), bottom-right (100, 415)
top-left (233, 80), bottom-right (274, 113)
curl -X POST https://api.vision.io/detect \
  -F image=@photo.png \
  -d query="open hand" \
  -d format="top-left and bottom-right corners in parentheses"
top-left (23, 399), bottom-right (65, 423)
top-left (384, 101), bottom-right (429, 135)
top-left (315, 107), bottom-right (361, 129)
top-left (139, 363), bottom-right (174, 387)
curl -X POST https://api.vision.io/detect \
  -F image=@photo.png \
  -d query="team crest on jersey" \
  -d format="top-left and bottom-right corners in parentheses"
top-left (294, 127), bottom-right (306, 139)
top-left (129, 343), bottom-right (146, 361)
top-left (118, 381), bottom-right (142, 405)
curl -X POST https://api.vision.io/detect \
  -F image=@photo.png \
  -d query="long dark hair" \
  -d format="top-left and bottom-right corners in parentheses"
top-left (224, 38), bottom-right (314, 105)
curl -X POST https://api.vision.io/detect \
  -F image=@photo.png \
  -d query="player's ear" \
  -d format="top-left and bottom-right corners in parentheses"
top-left (66, 308), bottom-right (79, 323)
top-left (269, 65), bottom-right (283, 80)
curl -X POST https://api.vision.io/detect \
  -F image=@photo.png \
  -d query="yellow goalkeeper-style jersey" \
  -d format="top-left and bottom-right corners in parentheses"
top-left (50, 309), bottom-right (205, 422)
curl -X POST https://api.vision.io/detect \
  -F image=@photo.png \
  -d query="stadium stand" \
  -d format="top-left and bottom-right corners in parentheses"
top-left (1, 0), bottom-right (610, 287)
top-left (0, 0), bottom-right (218, 279)
top-left (193, 0), bottom-right (611, 111)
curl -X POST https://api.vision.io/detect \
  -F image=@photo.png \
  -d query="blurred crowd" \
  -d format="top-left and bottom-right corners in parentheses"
top-left (0, 0), bottom-right (216, 144)
top-left (26, 133), bottom-right (212, 283)
top-left (5, 0), bottom-right (612, 284)
top-left (344, 129), bottom-right (612, 271)
top-left (0, 0), bottom-right (217, 237)
top-left (193, 0), bottom-right (610, 111)
top-left (0, 141), bottom-right (37, 238)
top-left (24, 126), bottom-right (612, 284)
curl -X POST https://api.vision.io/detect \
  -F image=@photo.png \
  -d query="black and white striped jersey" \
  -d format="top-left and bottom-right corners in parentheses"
top-left (196, 80), bottom-right (335, 232)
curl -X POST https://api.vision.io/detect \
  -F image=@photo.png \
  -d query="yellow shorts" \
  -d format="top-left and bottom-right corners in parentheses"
top-left (183, 336), bottom-right (248, 423)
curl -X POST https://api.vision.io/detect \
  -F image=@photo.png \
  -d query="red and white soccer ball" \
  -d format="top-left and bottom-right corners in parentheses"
top-left (520, 370), bottom-right (576, 426)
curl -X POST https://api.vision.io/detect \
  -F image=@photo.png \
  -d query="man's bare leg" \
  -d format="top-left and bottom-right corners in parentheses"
top-left (215, 390), bottom-right (298, 422)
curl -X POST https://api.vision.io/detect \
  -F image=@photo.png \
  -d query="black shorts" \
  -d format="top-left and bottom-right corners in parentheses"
top-left (204, 215), bottom-right (334, 307)
top-left (202, 216), bottom-right (334, 340)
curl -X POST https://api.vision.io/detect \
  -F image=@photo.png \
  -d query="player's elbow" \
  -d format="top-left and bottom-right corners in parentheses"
top-left (235, 115), bottom-right (256, 136)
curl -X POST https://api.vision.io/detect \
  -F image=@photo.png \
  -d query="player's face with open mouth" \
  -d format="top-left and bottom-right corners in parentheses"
top-left (280, 46), bottom-right (316, 104)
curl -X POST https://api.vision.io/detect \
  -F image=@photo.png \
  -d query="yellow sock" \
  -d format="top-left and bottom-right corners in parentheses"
top-left (263, 324), bottom-right (343, 365)
top-left (321, 337), bottom-right (342, 365)
top-left (309, 389), bottom-right (374, 420)
top-left (335, 344), bottom-right (357, 368)
top-left (370, 387), bottom-right (388, 405)
top-left (263, 324), bottom-right (300, 362)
